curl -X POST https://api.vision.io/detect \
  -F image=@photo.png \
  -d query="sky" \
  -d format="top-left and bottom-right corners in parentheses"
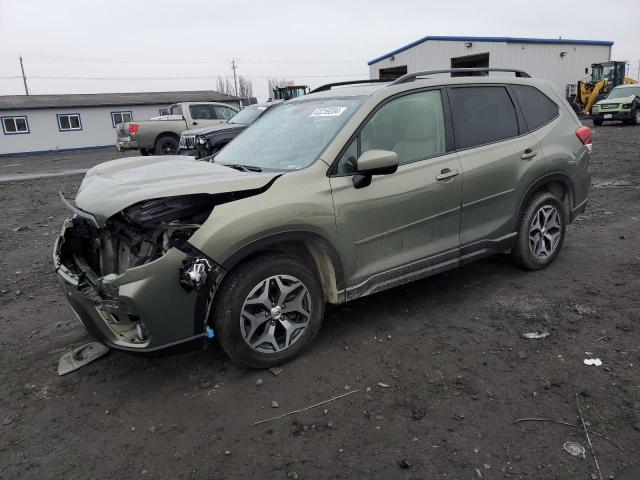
top-left (1, 0), bottom-right (638, 101)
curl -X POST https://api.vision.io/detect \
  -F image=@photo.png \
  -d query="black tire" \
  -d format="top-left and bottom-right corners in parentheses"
top-left (592, 118), bottom-right (603, 126)
top-left (512, 192), bottom-right (566, 270)
top-left (212, 253), bottom-right (325, 369)
top-left (154, 136), bottom-right (179, 155)
top-left (139, 148), bottom-right (151, 156)
top-left (632, 107), bottom-right (640, 126)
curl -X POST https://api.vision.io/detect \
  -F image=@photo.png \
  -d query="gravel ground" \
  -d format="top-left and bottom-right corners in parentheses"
top-left (0, 121), bottom-right (639, 479)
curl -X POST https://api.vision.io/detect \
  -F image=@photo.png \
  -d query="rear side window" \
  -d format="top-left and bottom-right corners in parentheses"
top-left (449, 86), bottom-right (519, 149)
top-left (513, 85), bottom-right (559, 130)
top-left (190, 104), bottom-right (214, 120)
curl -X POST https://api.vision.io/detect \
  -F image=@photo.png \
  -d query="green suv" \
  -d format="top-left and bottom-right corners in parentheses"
top-left (55, 69), bottom-right (592, 368)
top-left (591, 84), bottom-right (640, 126)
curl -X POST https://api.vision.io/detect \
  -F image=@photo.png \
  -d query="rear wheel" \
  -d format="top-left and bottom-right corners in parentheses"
top-left (154, 136), bottom-right (179, 155)
top-left (212, 253), bottom-right (324, 368)
top-left (512, 192), bottom-right (566, 270)
top-left (139, 148), bottom-right (151, 156)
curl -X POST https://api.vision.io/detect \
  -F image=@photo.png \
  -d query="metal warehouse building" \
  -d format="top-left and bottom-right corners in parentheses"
top-left (0, 90), bottom-right (242, 156)
top-left (368, 35), bottom-right (613, 92)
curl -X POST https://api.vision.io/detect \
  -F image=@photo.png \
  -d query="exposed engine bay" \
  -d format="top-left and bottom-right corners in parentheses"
top-left (59, 194), bottom-right (216, 277)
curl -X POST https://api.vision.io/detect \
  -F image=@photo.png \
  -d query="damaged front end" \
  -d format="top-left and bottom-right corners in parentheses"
top-left (54, 193), bottom-right (224, 353)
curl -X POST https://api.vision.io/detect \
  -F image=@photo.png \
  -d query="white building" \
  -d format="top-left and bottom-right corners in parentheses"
top-left (0, 90), bottom-right (242, 156)
top-left (368, 36), bottom-right (613, 93)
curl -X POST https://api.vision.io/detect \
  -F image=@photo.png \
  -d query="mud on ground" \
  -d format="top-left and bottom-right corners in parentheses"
top-left (0, 122), bottom-right (639, 479)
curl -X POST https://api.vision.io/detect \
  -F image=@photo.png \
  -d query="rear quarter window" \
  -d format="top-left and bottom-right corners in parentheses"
top-left (449, 86), bottom-right (519, 149)
top-left (513, 85), bottom-right (559, 130)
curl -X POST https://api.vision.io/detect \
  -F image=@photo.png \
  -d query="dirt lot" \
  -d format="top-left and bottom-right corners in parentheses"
top-left (0, 123), bottom-right (639, 479)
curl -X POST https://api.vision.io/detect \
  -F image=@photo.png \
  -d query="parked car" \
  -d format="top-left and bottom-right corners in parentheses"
top-left (55, 69), bottom-right (591, 368)
top-left (178, 101), bottom-right (282, 158)
top-left (591, 84), bottom-right (640, 126)
top-left (116, 102), bottom-right (239, 155)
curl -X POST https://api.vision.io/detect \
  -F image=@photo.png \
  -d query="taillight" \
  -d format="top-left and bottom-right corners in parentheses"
top-left (575, 126), bottom-right (591, 146)
top-left (129, 123), bottom-right (139, 135)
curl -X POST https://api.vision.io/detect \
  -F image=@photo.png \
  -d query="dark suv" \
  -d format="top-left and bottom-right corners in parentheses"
top-left (178, 101), bottom-right (282, 158)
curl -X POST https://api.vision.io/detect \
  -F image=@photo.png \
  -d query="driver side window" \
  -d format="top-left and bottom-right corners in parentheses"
top-left (335, 90), bottom-right (446, 175)
top-left (336, 138), bottom-right (358, 175)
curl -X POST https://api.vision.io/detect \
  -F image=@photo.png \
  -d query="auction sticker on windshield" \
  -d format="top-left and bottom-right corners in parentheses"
top-left (310, 107), bottom-right (347, 117)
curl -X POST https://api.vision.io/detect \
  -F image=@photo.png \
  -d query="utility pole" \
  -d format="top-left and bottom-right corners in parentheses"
top-left (231, 59), bottom-right (238, 97)
top-left (19, 55), bottom-right (29, 95)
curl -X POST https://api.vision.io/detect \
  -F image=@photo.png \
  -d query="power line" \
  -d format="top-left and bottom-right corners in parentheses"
top-left (0, 73), bottom-right (366, 81)
top-left (0, 53), bottom-right (364, 65)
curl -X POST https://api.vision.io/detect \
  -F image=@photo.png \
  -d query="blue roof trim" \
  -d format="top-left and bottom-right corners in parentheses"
top-left (368, 36), bottom-right (614, 65)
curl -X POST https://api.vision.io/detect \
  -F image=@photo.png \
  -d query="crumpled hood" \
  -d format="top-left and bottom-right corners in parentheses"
top-left (182, 123), bottom-right (243, 136)
top-left (73, 155), bottom-right (279, 223)
top-left (596, 95), bottom-right (635, 106)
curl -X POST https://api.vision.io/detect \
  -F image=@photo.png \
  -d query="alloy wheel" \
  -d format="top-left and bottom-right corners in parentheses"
top-left (240, 275), bottom-right (312, 353)
top-left (528, 205), bottom-right (562, 259)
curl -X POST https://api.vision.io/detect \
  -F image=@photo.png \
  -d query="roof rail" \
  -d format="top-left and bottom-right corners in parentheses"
top-left (391, 68), bottom-right (531, 84)
top-left (309, 79), bottom-right (390, 93)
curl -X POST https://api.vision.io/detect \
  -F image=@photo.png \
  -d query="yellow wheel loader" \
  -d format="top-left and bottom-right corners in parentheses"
top-left (571, 61), bottom-right (637, 115)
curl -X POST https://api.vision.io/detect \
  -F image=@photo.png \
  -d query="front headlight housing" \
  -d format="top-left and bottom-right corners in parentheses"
top-left (622, 103), bottom-right (631, 109)
top-left (197, 136), bottom-right (207, 145)
top-left (110, 195), bottom-right (218, 267)
top-left (122, 195), bottom-right (215, 227)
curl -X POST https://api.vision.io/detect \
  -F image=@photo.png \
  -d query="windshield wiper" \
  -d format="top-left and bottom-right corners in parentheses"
top-left (221, 163), bottom-right (262, 172)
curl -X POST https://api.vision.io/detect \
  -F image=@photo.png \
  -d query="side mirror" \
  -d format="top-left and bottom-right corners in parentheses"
top-left (353, 149), bottom-right (398, 189)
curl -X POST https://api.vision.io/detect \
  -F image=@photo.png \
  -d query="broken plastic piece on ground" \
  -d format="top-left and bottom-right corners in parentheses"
top-left (583, 358), bottom-right (602, 366)
top-left (522, 331), bottom-right (550, 339)
top-left (57, 342), bottom-right (110, 376)
top-left (563, 441), bottom-right (586, 459)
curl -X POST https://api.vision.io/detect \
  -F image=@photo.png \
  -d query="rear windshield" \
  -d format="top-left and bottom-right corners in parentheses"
top-left (607, 86), bottom-right (640, 99)
top-left (215, 97), bottom-right (365, 171)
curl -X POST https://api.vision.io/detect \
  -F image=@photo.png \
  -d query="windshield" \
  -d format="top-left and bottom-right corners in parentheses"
top-left (592, 64), bottom-right (613, 83)
top-left (228, 105), bottom-right (269, 125)
top-left (607, 86), bottom-right (640, 99)
top-left (215, 97), bottom-right (364, 171)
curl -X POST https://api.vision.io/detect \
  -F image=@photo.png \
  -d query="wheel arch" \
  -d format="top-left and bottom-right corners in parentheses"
top-left (515, 173), bottom-right (576, 228)
top-left (155, 131), bottom-right (180, 143)
top-left (220, 232), bottom-right (345, 304)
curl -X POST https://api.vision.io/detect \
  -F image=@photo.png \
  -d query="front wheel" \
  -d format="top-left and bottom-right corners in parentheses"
top-left (212, 253), bottom-right (324, 368)
top-left (512, 192), bottom-right (566, 270)
top-left (592, 118), bottom-right (603, 126)
top-left (631, 108), bottom-right (640, 126)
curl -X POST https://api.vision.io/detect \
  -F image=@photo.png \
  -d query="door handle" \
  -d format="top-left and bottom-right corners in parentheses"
top-left (521, 149), bottom-right (538, 160)
top-left (436, 168), bottom-right (459, 181)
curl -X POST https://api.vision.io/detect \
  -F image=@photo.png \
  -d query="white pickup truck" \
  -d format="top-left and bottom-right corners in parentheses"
top-left (116, 102), bottom-right (239, 155)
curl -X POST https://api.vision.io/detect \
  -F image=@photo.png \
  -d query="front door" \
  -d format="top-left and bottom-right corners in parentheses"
top-left (329, 89), bottom-right (462, 290)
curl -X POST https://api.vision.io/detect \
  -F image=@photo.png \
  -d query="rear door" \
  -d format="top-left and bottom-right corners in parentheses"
top-left (448, 84), bottom-right (545, 245)
top-left (329, 89), bottom-right (462, 288)
top-left (188, 104), bottom-right (224, 128)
